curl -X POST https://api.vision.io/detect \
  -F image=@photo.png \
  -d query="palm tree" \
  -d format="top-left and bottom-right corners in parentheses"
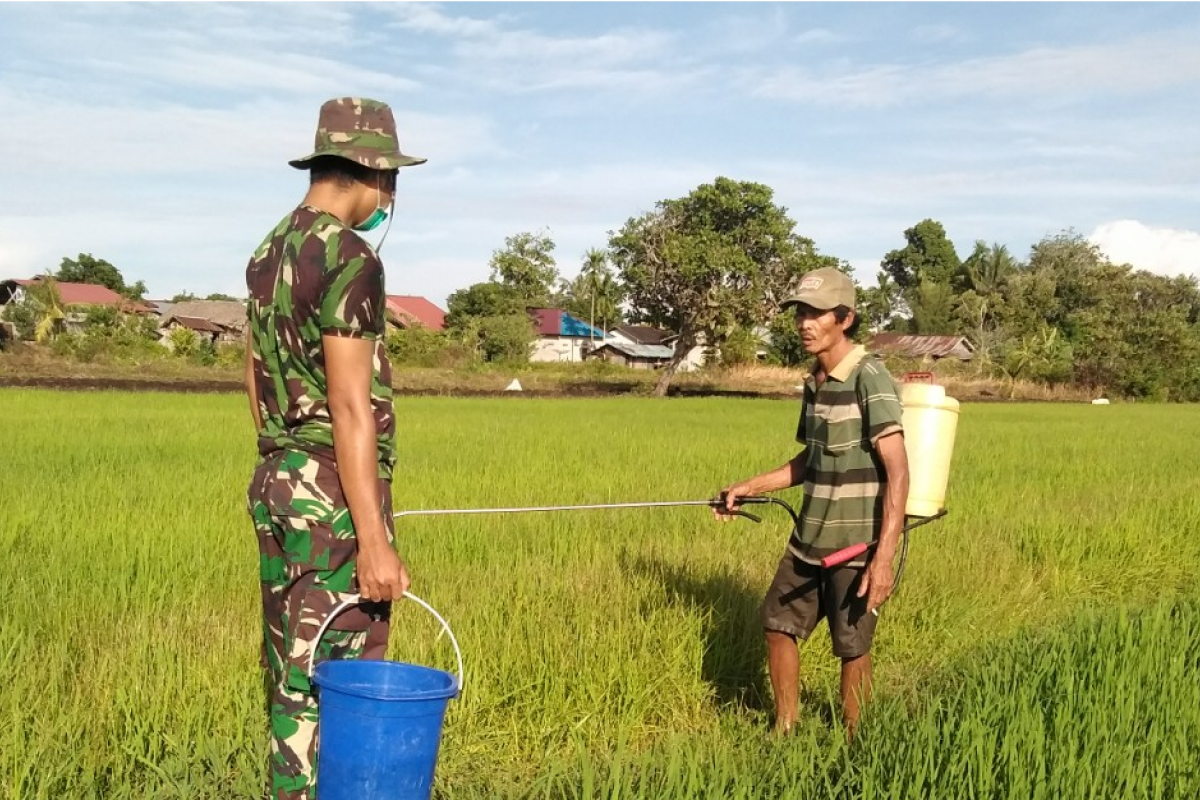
top-left (26, 276), bottom-right (66, 342)
top-left (581, 248), bottom-right (607, 345)
top-left (960, 242), bottom-right (1018, 296)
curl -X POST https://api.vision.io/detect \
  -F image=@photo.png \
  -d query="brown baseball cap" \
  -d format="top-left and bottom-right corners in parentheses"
top-left (780, 267), bottom-right (856, 311)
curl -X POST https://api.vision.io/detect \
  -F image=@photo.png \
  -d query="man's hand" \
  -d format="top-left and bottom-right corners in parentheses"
top-left (356, 538), bottom-right (411, 602)
top-left (857, 559), bottom-right (894, 614)
top-left (714, 481), bottom-right (756, 521)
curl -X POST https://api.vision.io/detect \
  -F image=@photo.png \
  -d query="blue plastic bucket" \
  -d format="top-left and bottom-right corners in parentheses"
top-left (310, 593), bottom-right (463, 800)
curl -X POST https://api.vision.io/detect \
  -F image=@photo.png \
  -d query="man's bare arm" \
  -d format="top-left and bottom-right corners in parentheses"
top-left (717, 452), bottom-right (806, 516)
top-left (244, 334), bottom-right (263, 431)
top-left (859, 431), bottom-right (910, 611)
top-left (324, 334), bottom-right (408, 602)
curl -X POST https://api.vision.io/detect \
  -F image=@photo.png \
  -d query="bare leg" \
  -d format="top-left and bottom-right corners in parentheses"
top-left (766, 630), bottom-right (800, 733)
top-left (840, 653), bottom-right (872, 739)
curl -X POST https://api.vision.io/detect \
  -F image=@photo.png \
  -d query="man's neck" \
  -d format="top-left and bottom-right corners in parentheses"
top-left (301, 184), bottom-right (357, 227)
top-left (815, 338), bottom-right (855, 379)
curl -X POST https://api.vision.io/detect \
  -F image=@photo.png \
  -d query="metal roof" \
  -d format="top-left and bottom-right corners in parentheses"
top-left (528, 307), bottom-right (606, 338)
top-left (610, 324), bottom-right (673, 345)
top-left (169, 316), bottom-right (225, 334)
top-left (869, 334), bottom-right (975, 359)
top-left (593, 341), bottom-right (675, 360)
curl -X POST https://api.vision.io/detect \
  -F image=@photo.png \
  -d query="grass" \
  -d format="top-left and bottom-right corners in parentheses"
top-left (1, 390), bottom-right (1197, 798)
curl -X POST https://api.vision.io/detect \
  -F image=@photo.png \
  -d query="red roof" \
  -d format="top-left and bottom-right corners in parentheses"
top-left (13, 279), bottom-right (152, 313)
top-left (527, 307), bottom-right (607, 338)
top-left (385, 295), bottom-right (446, 331)
top-left (528, 307), bottom-right (561, 337)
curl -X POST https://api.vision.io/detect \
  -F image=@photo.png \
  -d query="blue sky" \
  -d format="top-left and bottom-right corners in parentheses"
top-left (1, 2), bottom-right (1198, 306)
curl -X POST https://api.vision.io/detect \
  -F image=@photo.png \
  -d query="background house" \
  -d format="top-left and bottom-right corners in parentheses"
top-left (386, 295), bottom-right (446, 331)
top-left (868, 334), bottom-right (975, 363)
top-left (607, 324), bottom-right (707, 372)
top-left (161, 315), bottom-right (226, 345)
top-left (0, 278), bottom-right (153, 335)
top-left (585, 341), bottom-right (675, 370)
top-left (158, 300), bottom-right (247, 345)
top-left (528, 307), bottom-right (606, 363)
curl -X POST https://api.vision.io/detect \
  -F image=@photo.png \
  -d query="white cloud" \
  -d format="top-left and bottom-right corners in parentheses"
top-left (84, 49), bottom-right (421, 96)
top-left (1089, 220), bottom-right (1200, 278)
top-left (384, 2), bottom-right (689, 95)
top-left (796, 28), bottom-right (846, 45)
top-left (912, 24), bottom-right (965, 44)
top-left (755, 30), bottom-right (1200, 106)
top-left (388, 3), bottom-right (504, 38)
top-left (0, 84), bottom-right (499, 179)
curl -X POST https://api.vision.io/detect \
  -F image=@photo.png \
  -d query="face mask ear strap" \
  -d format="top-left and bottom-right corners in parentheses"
top-left (376, 196), bottom-right (395, 253)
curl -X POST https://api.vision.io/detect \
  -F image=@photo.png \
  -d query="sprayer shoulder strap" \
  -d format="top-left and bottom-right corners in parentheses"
top-left (852, 353), bottom-right (891, 452)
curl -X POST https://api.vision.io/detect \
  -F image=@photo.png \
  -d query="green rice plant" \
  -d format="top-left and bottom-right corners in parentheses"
top-left (1, 391), bottom-right (1197, 798)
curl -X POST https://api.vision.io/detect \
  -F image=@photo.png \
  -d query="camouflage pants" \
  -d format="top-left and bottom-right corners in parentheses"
top-left (248, 449), bottom-right (393, 800)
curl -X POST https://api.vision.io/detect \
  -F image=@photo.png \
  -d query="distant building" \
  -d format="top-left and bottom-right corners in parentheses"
top-left (607, 325), bottom-right (673, 347)
top-left (0, 278), bottom-right (153, 336)
top-left (868, 334), bottom-right (975, 362)
top-left (386, 295), bottom-right (447, 331)
top-left (606, 324), bottom-right (707, 372)
top-left (158, 300), bottom-right (247, 345)
top-left (527, 307), bottom-right (607, 363)
top-left (585, 341), bottom-right (675, 370)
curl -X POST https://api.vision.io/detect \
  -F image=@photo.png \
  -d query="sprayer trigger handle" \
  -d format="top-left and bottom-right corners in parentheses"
top-left (822, 542), bottom-right (871, 568)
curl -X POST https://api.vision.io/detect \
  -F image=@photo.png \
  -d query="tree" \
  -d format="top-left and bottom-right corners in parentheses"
top-left (610, 177), bottom-right (837, 396)
top-left (166, 325), bottom-right (201, 357)
top-left (560, 249), bottom-right (624, 336)
top-left (860, 271), bottom-right (902, 332)
top-left (880, 219), bottom-right (961, 291)
top-left (765, 312), bottom-right (807, 367)
top-left (205, 292), bottom-right (238, 302)
top-left (56, 254), bottom-right (146, 301)
top-left (489, 230), bottom-right (560, 305)
top-left (719, 325), bottom-right (762, 367)
top-left (453, 314), bottom-right (534, 363)
top-left (18, 279), bottom-right (67, 342)
top-left (909, 279), bottom-right (957, 335)
top-left (956, 241), bottom-right (1018, 297)
top-left (170, 292), bottom-right (198, 303)
top-left (995, 324), bottom-right (1074, 397)
top-left (445, 282), bottom-right (525, 330)
top-left (1, 295), bottom-right (37, 341)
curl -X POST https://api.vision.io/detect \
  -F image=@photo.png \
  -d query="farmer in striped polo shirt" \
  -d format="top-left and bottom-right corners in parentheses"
top-left (718, 266), bottom-right (909, 737)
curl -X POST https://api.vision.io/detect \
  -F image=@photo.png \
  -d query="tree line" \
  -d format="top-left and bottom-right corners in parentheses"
top-left (5, 178), bottom-right (1198, 400)
top-left (866, 219), bottom-right (1200, 400)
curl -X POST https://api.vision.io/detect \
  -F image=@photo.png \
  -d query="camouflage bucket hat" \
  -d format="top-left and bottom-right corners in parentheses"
top-left (289, 97), bottom-right (426, 171)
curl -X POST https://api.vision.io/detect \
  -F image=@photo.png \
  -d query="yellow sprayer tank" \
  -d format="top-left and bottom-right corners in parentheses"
top-left (899, 381), bottom-right (959, 517)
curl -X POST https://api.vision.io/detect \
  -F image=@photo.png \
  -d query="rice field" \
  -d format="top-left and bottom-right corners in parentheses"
top-left (1, 389), bottom-right (1198, 799)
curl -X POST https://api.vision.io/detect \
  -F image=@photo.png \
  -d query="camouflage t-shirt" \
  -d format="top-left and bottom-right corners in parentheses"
top-left (245, 205), bottom-right (396, 479)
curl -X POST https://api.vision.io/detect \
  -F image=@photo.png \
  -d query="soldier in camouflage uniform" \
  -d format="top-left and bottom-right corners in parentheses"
top-left (243, 97), bottom-right (426, 800)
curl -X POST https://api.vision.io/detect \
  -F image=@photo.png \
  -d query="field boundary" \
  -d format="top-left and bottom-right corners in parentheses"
top-left (0, 374), bottom-right (812, 400)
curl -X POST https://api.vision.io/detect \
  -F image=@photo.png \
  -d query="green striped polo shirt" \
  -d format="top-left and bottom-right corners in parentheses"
top-left (790, 345), bottom-right (904, 567)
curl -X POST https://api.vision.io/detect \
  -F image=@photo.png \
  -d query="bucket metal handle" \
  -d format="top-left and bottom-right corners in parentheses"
top-left (309, 591), bottom-right (465, 696)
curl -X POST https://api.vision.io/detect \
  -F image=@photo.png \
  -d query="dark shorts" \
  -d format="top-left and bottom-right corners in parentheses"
top-left (761, 553), bottom-right (878, 659)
